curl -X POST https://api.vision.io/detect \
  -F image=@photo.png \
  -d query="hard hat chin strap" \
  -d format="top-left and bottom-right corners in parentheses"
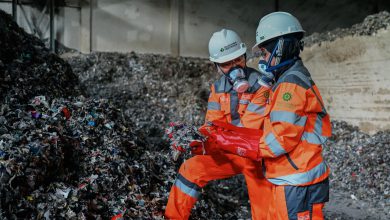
top-left (265, 37), bottom-right (297, 72)
top-left (266, 37), bottom-right (283, 67)
top-left (266, 59), bottom-right (296, 72)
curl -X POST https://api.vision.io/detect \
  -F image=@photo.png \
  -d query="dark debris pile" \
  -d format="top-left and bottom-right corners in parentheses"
top-left (304, 11), bottom-right (390, 47)
top-left (66, 52), bottom-right (214, 126)
top-left (323, 121), bottom-right (390, 218)
top-left (0, 10), bottom-right (82, 105)
top-left (0, 95), bottom-right (178, 219)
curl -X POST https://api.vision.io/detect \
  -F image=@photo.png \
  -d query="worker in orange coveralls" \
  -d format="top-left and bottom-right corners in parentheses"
top-left (165, 29), bottom-right (273, 219)
top-left (207, 12), bottom-right (332, 220)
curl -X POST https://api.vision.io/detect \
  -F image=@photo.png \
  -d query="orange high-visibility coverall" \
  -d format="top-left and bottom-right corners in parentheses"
top-left (165, 67), bottom-right (273, 220)
top-left (258, 60), bottom-right (331, 220)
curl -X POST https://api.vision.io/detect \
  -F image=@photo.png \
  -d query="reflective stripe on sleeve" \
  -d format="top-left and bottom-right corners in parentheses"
top-left (239, 99), bottom-right (250, 105)
top-left (207, 102), bottom-right (221, 110)
top-left (267, 161), bottom-right (328, 185)
top-left (302, 115), bottom-right (328, 145)
top-left (302, 132), bottom-right (328, 145)
top-left (246, 103), bottom-right (266, 115)
top-left (175, 174), bottom-right (201, 199)
top-left (270, 111), bottom-right (307, 127)
top-left (265, 132), bottom-right (286, 157)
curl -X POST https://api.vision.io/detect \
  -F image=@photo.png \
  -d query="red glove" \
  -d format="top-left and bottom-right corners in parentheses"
top-left (189, 140), bottom-right (205, 155)
top-left (169, 143), bottom-right (184, 161)
top-left (209, 120), bottom-right (262, 161)
top-left (188, 137), bottom-right (220, 155)
top-left (171, 143), bottom-right (186, 153)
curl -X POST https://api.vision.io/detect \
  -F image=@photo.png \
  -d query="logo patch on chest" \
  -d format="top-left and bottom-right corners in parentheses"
top-left (282, 92), bottom-right (292, 101)
top-left (264, 91), bottom-right (270, 99)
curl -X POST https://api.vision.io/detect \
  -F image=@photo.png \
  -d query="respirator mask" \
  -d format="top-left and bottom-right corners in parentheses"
top-left (257, 59), bottom-right (274, 88)
top-left (226, 67), bottom-right (249, 93)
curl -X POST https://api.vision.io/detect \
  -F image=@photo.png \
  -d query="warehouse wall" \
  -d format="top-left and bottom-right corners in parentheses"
top-left (92, 0), bottom-right (172, 54)
top-left (2, 0), bottom-right (390, 56)
top-left (178, 0), bottom-right (272, 57)
top-left (301, 30), bottom-right (390, 133)
top-left (248, 28), bottom-right (390, 134)
top-left (90, 0), bottom-right (273, 56)
top-left (61, 7), bottom-right (81, 51)
top-left (0, 3), bottom-right (81, 51)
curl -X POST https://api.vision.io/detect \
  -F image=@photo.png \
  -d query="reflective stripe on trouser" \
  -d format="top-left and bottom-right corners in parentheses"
top-left (165, 153), bottom-right (272, 220)
top-left (267, 178), bottom-right (329, 220)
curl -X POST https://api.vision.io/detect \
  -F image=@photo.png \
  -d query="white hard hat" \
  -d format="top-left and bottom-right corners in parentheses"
top-left (252, 12), bottom-right (305, 53)
top-left (208, 29), bottom-right (247, 63)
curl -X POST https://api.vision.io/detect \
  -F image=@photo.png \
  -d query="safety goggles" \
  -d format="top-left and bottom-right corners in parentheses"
top-left (218, 55), bottom-right (245, 69)
top-left (256, 40), bottom-right (277, 58)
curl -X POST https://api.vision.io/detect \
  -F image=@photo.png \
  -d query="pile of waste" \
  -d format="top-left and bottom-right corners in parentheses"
top-left (304, 11), bottom-right (390, 46)
top-left (0, 10), bottom-right (82, 105)
top-left (1, 8), bottom-right (389, 219)
top-left (66, 52), bottom-right (215, 128)
top-left (0, 95), bottom-right (176, 219)
top-left (323, 121), bottom-right (390, 217)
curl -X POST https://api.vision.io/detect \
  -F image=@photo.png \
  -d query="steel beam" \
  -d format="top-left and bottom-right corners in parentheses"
top-left (80, 0), bottom-right (93, 53)
top-left (12, 0), bottom-right (17, 21)
top-left (170, 0), bottom-right (181, 57)
top-left (49, 0), bottom-right (55, 52)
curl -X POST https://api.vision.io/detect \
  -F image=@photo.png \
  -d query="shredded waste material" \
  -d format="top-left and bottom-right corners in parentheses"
top-left (164, 122), bottom-right (206, 160)
top-left (0, 8), bottom-right (389, 220)
top-left (0, 10), bottom-right (82, 105)
top-left (323, 121), bottom-right (390, 218)
top-left (304, 11), bottom-right (390, 47)
top-left (0, 95), bottom-right (166, 219)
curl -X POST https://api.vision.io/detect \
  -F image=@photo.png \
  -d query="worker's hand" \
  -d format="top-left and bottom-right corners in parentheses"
top-left (171, 143), bottom-right (186, 153)
top-left (257, 60), bottom-right (274, 88)
top-left (165, 121), bottom-right (211, 160)
top-left (189, 140), bottom-right (205, 155)
top-left (189, 137), bottom-right (220, 155)
top-left (168, 142), bottom-right (185, 161)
